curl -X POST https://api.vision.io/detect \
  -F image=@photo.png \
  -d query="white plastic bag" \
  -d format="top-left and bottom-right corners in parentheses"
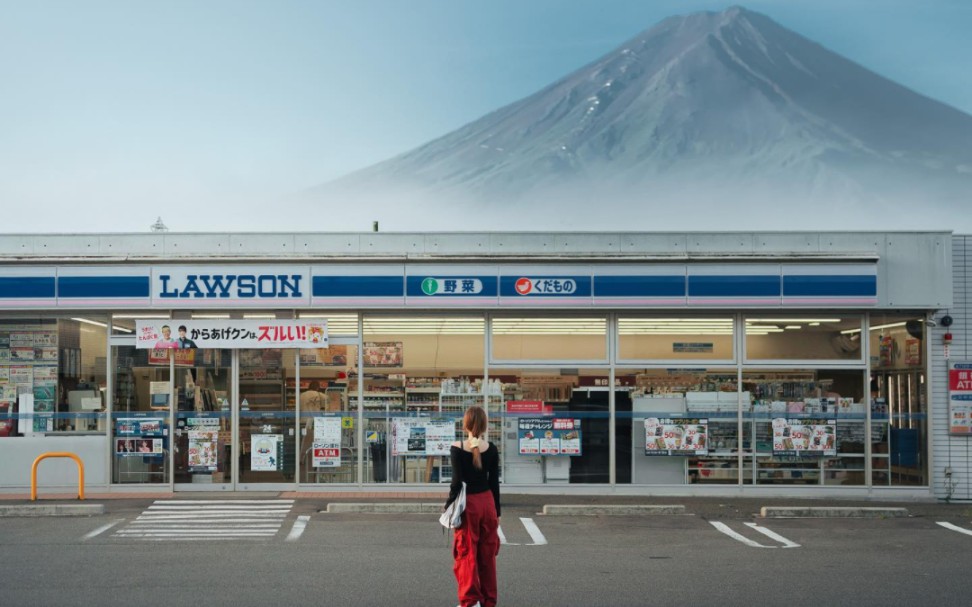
top-left (439, 482), bottom-right (466, 529)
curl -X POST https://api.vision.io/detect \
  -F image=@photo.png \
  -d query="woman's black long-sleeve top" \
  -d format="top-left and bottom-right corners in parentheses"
top-left (444, 444), bottom-right (501, 517)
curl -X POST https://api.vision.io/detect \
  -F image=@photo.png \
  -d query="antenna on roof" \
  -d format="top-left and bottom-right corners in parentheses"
top-left (151, 217), bottom-right (169, 232)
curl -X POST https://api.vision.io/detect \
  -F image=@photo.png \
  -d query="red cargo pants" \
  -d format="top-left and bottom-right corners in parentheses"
top-left (453, 490), bottom-right (500, 607)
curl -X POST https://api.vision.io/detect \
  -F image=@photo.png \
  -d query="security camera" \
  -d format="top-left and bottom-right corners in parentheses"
top-left (926, 318), bottom-right (938, 328)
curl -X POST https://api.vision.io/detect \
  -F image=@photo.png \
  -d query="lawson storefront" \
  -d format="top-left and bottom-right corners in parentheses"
top-left (0, 231), bottom-right (957, 498)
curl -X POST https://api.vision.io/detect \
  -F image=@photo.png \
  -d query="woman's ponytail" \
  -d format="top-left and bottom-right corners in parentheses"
top-left (463, 406), bottom-right (488, 470)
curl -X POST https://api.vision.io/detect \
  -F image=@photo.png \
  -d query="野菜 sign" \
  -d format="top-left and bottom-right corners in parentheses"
top-left (517, 418), bottom-right (581, 456)
top-left (772, 418), bottom-right (836, 456)
top-left (135, 320), bottom-right (327, 349)
top-left (644, 418), bottom-right (708, 456)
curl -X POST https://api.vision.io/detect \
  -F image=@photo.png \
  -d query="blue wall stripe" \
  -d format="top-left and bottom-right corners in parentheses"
top-left (58, 276), bottom-right (150, 298)
top-left (689, 275), bottom-right (781, 297)
top-left (594, 275), bottom-right (685, 297)
top-left (406, 276), bottom-right (498, 297)
top-left (313, 276), bottom-right (403, 297)
top-left (0, 277), bottom-right (56, 298)
top-left (783, 275), bottom-right (877, 297)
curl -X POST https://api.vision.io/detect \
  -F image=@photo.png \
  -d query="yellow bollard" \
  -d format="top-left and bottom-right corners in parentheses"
top-left (30, 452), bottom-right (85, 501)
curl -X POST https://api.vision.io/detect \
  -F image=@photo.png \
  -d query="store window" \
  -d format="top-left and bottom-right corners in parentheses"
top-left (490, 316), bottom-right (607, 362)
top-left (617, 316), bottom-right (734, 362)
top-left (745, 315), bottom-right (863, 361)
top-left (0, 317), bottom-right (107, 438)
top-left (297, 313), bottom-right (359, 337)
top-left (491, 368), bottom-right (609, 485)
top-left (111, 345), bottom-right (170, 484)
top-left (362, 316), bottom-right (486, 484)
top-left (744, 369), bottom-right (866, 486)
top-left (618, 368), bottom-right (742, 484)
top-left (111, 313), bottom-right (161, 336)
top-left (295, 344), bottom-right (358, 484)
top-left (868, 313), bottom-right (927, 486)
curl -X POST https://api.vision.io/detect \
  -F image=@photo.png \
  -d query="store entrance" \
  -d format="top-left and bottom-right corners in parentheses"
top-left (237, 348), bottom-right (296, 488)
top-left (172, 348), bottom-right (297, 491)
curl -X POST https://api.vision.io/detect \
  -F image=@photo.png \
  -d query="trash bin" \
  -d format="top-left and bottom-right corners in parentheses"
top-left (370, 441), bottom-right (387, 482)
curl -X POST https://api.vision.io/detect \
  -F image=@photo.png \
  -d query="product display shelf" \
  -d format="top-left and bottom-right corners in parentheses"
top-left (405, 387), bottom-right (440, 410)
top-left (439, 392), bottom-right (485, 414)
top-left (238, 379), bottom-right (285, 410)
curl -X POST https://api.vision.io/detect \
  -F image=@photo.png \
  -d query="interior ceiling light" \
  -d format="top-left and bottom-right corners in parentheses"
top-left (841, 321), bottom-right (907, 335)
top-left (112, 314), bottom-right (170, 319)
top-left (745, 318), bottom-right (843, 323)
top-left (191, 314), bottom-right (231, 319)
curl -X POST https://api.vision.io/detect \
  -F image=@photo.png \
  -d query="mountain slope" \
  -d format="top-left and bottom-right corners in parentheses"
top-left (304, 6), bottom-right (972, 230)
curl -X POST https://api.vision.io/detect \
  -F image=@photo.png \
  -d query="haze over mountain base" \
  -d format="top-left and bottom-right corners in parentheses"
top-left (299, 6), bottom-right (971, 234)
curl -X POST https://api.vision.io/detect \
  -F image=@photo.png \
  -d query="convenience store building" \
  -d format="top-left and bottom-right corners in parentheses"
top-left (0, 230), bottom-right (966, 500)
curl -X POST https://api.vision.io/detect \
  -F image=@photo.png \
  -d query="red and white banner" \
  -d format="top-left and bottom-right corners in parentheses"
top-left (136, 319), bottom-right (327, 349)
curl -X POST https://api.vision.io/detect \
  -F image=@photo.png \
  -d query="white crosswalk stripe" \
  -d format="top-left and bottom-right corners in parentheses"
top-left (114, 500), bottom-right (294, 541)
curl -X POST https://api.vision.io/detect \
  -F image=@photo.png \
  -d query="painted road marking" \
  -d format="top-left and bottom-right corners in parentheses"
top-left (520, 517), bottom-right (548, 545)
top-left (744, 522), bottom-right (801, 548)
top-left (83, 520), bottom-right (122, 540)
top-left (711, 521), bottom-right (800, 548)
top-left (937, 522), bottom-right (972, 537)
top-left (498, 518), bottom-right (547, 546)
top-left (286, 515), bottom-right (311, 542)
top-left (710, 521), bottom-right (769, 548)
top-left (115, 499), bottom-right (293, 541)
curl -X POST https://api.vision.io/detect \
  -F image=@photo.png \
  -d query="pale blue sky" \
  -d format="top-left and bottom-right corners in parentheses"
top-left (1, 0), bottom-right (969, 232)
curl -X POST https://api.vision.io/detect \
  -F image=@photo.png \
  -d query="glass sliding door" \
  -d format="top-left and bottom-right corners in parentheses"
top-left (238, 348), bottom-right (296, 488)
top-left (173, 349), bottom-right (233, 490)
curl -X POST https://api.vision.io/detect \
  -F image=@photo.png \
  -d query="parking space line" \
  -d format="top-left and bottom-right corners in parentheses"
top-left (83, 520), bottom-right (123, 540)
top-left (520, 517), bottom-right (548, 546)
top-left (286, 515), bottom-right (311, 542)
top-left (498, 525), bottom-right (511, 545)
top-left (745, 522), bottom-right (800, 548)
top-left (710, 521), bottom-right (770, 548)
top-left (937, 522), bottom-right (972, 537)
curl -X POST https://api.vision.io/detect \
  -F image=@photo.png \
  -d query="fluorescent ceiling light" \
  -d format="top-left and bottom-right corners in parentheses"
top-left (746, 318), bottom-right (846, 323)
top-left (784, 325), bottom-right (801, 330)
top-left (243, 314), bottom-right (276, 319)
top-left (192, 314), bottom-right (231, 319)
top-left (841, 321), bottom-right (908, 335)
top-left (72, 317), bottom-right (133, 334)
top-left (112, 314), bottom-right (170, 319)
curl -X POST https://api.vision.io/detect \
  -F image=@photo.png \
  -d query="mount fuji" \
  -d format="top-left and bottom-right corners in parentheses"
top-left (301, 6), bottom-right (972, 232)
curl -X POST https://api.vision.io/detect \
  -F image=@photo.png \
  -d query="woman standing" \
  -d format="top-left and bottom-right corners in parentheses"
top-left (445, 406), bottom-right (500, 607)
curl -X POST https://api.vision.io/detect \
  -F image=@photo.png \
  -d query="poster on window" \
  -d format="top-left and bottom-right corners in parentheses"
top-left (312, 416), bottom-right (343, 468)
top-left (948, 362), bottom-right (972, 435)
top-left (300, 345), bottom-right (350, 367)
top-left (391, 417), bottom-right (455, 456)
top-left (517, 418), bottom-right (582, 456)
top-left (250, 434), bottom-right (283, 471)
top-left (772, 418), bottom-right (836, 456)
top-left (363, 342), bottom-right (403, 367)
top-left (188, 430), bottom-right (219, 471)
top-left (644, 418), bottom-right (709, 456)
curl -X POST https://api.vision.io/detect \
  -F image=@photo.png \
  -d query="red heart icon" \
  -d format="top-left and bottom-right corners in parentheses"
top-left (515, 278), bottom-right (532, 295)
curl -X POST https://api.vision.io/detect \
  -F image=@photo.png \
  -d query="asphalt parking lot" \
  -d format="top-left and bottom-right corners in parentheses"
top-left (2, 495), bottom-right (971, 606)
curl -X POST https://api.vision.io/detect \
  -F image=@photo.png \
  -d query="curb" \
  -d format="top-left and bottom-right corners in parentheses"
top-left (541, 504), bottom-right (686, 516)
top-left (325, 503), bottom-right (443, 514)
top-left (760, 506), bottom-right (910, 518)
top-left (0, 504), bottom-right (105, 517)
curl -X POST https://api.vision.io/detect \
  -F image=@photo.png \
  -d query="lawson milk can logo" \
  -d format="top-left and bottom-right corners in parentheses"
top-left (514, 277), bottom-right (577, 295)
top-left (420, 277), bottom-right (483, 296)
